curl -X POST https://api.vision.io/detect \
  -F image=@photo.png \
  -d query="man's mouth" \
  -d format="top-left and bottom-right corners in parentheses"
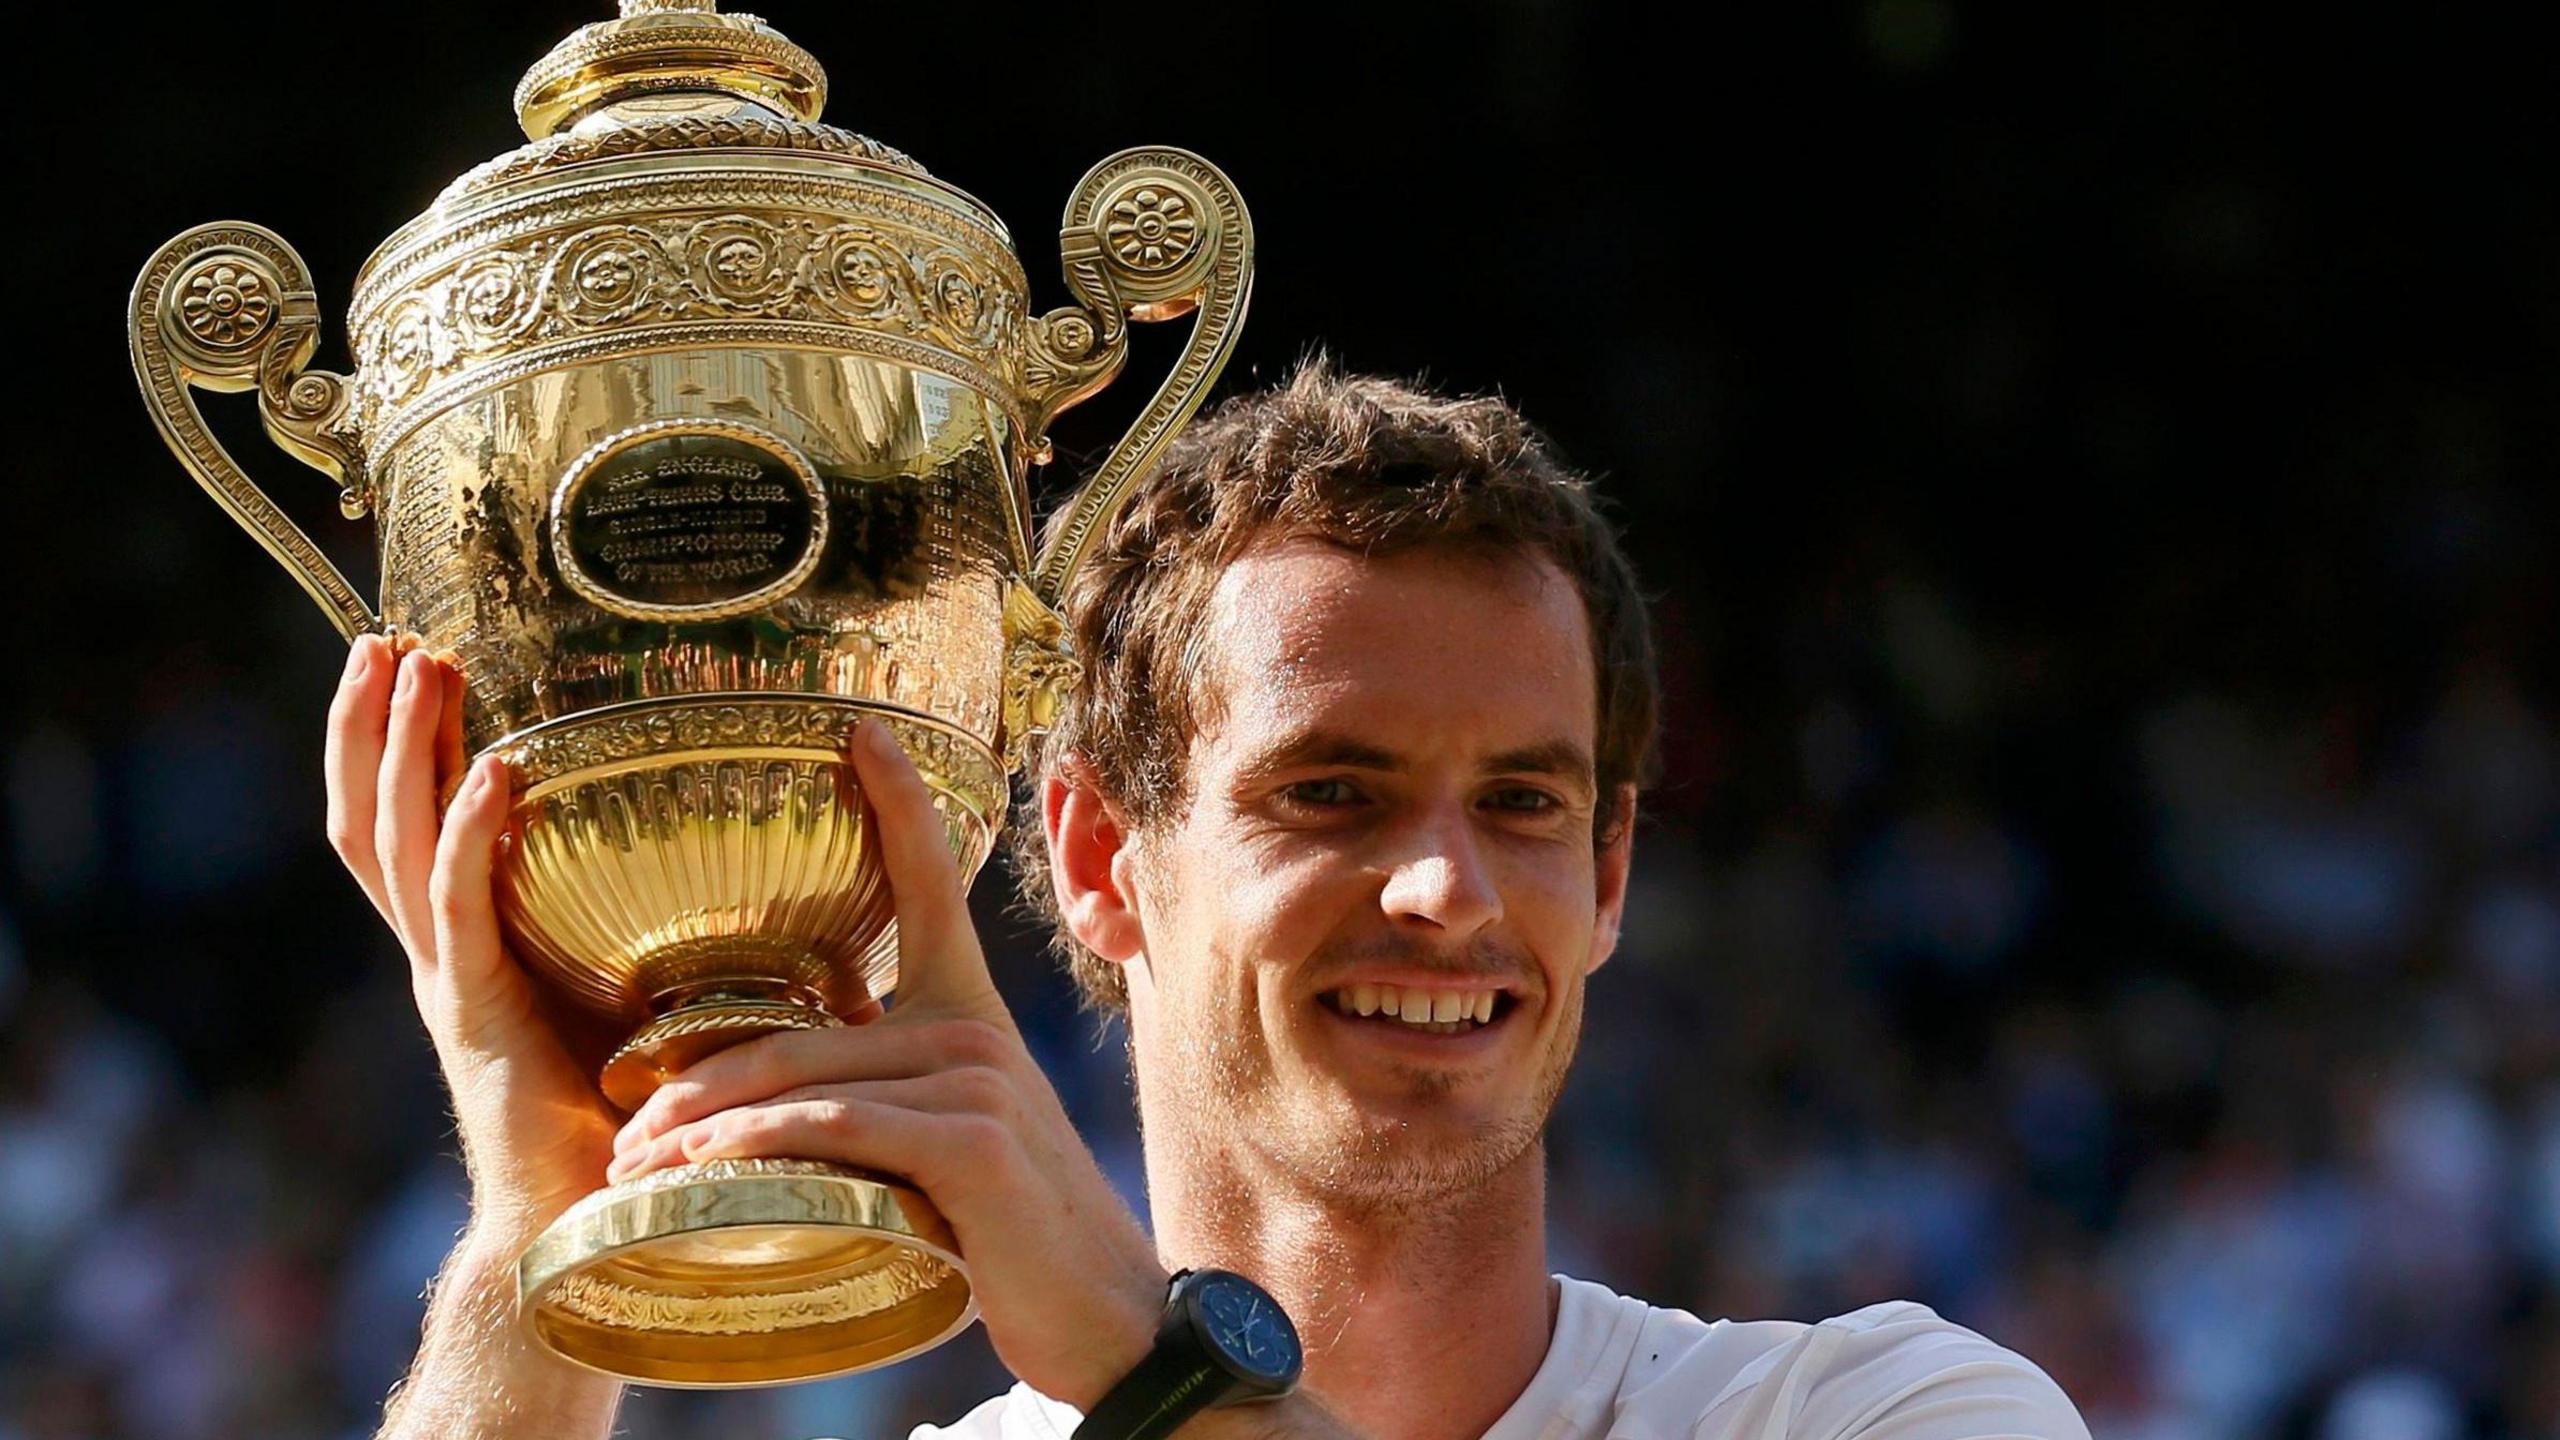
top-left (1321, 983), bottom-right (1509, 1036)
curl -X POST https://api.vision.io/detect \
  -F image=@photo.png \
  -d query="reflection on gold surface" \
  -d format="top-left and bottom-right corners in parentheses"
top-left (380, 353), bottom-right (1015, 753)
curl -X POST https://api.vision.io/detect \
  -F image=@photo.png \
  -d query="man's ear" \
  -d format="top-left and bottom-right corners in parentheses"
top-left (1586, 784), bottom-right (1638, 975)
top-left (1044, 754), bottom-right (1146, 965)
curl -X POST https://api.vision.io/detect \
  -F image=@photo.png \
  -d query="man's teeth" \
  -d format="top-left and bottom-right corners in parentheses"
top-left (1328, 983), bottom-right (1501, 1029)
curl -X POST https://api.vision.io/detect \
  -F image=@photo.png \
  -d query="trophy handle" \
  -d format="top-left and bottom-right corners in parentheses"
top-left (130, 222), bottom-right (377, 640)
top-left (1025, 147), bottom-right (1255, 603)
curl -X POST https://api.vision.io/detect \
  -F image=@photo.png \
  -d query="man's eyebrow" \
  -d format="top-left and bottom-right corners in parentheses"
top-left (1483, 739), bottom-right (1596, 789)
top-left (1241, 729), bottom-right (1405, 776)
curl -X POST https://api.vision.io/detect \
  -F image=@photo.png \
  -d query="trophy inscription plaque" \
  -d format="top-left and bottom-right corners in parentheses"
top-left (127, 0), bottom-right (1250, 1388)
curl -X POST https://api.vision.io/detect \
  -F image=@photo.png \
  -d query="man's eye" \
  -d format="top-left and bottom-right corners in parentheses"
top-left (1485, 786), bottom-right (1559, 813)
top-left (1282, 779), bottom-right (1361, 808)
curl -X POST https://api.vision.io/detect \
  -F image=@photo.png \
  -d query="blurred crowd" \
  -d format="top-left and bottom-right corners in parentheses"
top-left (3, 515), bottom-right (2552, 1438)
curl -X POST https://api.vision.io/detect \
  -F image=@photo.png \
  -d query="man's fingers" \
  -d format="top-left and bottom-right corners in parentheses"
top-left (429, 754), bottom-right (515, 993)
top-left (323, 635), bottom-right (396, 921)
top-left (613, 1018), bottom-right (1011, 1155)
top-left (611, 1090), bottom-right (1001, 1196)
top-left (375, 647), bottom-right (444, 959)
top-left (434, 653), bottom-right (469, 795)
top-left (849, 720), bottom-right (969, 932)
top-left (846, 720), bottom-right (996, 1012)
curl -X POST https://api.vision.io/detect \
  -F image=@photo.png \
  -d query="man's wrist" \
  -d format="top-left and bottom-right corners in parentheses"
top-left (374, 1228), bottom-right (622, 1440)
top-left (1061, 1268), bottom-right (1176, 1411)
top-left (428, 1229), bottom-right (594, 1380)
top-left (1074, 1269), bottom-right (1308, 1440)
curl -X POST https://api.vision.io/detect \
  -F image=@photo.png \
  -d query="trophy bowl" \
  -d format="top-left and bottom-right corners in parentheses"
top-left (128, 0), bottom-right (1250, 1387)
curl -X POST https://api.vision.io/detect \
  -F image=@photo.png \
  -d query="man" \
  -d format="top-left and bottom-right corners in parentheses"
top-left (330, 363), bottom-right (2091, 1439)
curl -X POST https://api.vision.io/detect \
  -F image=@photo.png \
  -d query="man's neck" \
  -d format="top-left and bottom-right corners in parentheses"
top-left (1141, 1128), bottom-right (1556, 1440)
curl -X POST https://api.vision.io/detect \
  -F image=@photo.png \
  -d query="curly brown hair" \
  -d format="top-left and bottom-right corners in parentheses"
top-left (1007, 358), bottom-right (1659, 1013)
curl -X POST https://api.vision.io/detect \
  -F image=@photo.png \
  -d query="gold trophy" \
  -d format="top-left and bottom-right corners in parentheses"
top-left (128, 0), bottom-right (1249, 1387)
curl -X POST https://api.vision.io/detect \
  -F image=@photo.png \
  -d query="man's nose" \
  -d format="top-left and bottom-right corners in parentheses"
top-left (1378, 809), bottom-right (1503, 937)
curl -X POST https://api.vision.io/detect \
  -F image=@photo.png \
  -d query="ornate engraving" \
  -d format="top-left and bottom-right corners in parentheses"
top-left (998, 581), bottom-right (1080, 772)
top-left (600, 999), bottom-right (839, 1108)
top-left (443, 116), bottom-right (925, 208)
top-left (448, 252), bottom-right (545, 346)
top-left (1102, 183), bottom-right (1200, 274)
top-left (500, 696), bottom-right (1005, 822)
top-left (373, 295), bottom-right (436, 399)
top-left (176, 260), bottom-right (276, 349)
top-left (351, 204), bottom-right (1027, 453)
top-left (1021, 225), bottom-right (1131, 440)
top-left (357, 170), bottom-right (1010, 334)
top-left (612, 1003), bottom-right (836, 1056)
top-left (547, 1248), bottom-right (956, 1335)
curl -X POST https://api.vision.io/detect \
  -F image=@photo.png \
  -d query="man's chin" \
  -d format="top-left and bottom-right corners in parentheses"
top-left (1255, 1081), bottom-right (1544, 1214)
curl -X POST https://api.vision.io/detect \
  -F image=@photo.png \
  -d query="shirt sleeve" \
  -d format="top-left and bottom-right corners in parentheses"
top-left (901, 1382), bottom-right (1082, 1440)
top-left (1698, 1301), bottom-right (2092, 1440)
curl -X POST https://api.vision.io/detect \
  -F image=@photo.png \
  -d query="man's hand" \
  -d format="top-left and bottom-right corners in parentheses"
top-left (608, 718), bottom-right (1168, 1409)
top-left (329, 636), bottom-right (625, 1439)
top-left (326, 636), bottom-right (623, 1247)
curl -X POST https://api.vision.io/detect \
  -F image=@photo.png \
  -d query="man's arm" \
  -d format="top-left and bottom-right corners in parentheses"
top-left (327, 638), bottom-right (630, 1440)
top-left (377, 1229), bottom-right (622, 1440)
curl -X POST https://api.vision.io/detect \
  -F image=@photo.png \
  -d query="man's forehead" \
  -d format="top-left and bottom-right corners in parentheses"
top-left (1195, 535), bottom-right (1596, 742)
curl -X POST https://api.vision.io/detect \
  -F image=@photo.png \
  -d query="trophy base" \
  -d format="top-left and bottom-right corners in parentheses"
top-left (519, 1158), bottom-right (974, 1387)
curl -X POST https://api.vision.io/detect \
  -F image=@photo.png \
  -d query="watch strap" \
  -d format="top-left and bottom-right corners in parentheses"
top-left (1073, 1329), bottom-right (1232, 1440)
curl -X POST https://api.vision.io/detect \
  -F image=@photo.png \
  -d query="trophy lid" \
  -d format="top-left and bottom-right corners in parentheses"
top-left (514, 0), bottom-right (828, 140)
top-left (416, 0), bottom-right (932, 219)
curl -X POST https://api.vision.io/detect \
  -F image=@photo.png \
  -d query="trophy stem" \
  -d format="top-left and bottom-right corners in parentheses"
top-left (601, 979), bottom-right (841, 1114)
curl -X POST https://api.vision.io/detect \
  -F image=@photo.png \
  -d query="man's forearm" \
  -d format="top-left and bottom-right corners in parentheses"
top-left (376, 1229), bottom-right (623, 1440)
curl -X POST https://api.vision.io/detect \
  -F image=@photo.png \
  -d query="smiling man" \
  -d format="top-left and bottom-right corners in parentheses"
top-left (339, 363), bottom-right (2090, 1440)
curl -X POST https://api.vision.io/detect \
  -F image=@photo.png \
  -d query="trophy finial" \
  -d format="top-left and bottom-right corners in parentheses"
top-left (515, 0), bottom-right (825, 140)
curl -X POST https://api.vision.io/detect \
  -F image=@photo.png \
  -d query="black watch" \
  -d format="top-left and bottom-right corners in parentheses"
top-left (1073, 1269), bottom-right (1303, 1440)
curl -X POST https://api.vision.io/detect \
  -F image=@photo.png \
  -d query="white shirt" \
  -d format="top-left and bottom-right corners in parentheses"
top-left (903, 1275), bottom-right (2091, 1440)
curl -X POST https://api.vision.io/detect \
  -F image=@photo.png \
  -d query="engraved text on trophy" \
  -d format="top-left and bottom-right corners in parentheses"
top-left (552, 421), bottom-right (830, 622)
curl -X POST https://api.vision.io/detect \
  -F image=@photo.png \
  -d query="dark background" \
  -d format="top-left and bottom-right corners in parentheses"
top-left (5, 3), bottom-right (2556, 1437)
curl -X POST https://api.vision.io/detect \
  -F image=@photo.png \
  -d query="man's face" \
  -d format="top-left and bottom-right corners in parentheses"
top-left (1116, 536), bottom-right (1632, 1214)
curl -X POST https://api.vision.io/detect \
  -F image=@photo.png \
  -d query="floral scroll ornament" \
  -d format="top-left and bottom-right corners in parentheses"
top-left (1047, 312), bottom-right (1096, 358)
top-left (934, 266), bottom-right (982, 330)
top-left (922, 253), bottom-right (1010, 350)
top-left (376, 297), bottom-right (438, 399)
top-left (821, 235), bottom-right (912, 323)
top-left (1102, 185), bottom-right (1199, 274)
top-left (688, 216), bottom-right (798, 308)
top-left (552, 225), bottom-right (662, 326)
top-left (450, 254), bottom-right (542, 346)
top-left (178, 260), bottom-right (276, 349)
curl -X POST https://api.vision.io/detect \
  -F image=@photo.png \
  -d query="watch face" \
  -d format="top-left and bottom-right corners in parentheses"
top-left (1193, 1273), bottom-right (1300, 1384)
